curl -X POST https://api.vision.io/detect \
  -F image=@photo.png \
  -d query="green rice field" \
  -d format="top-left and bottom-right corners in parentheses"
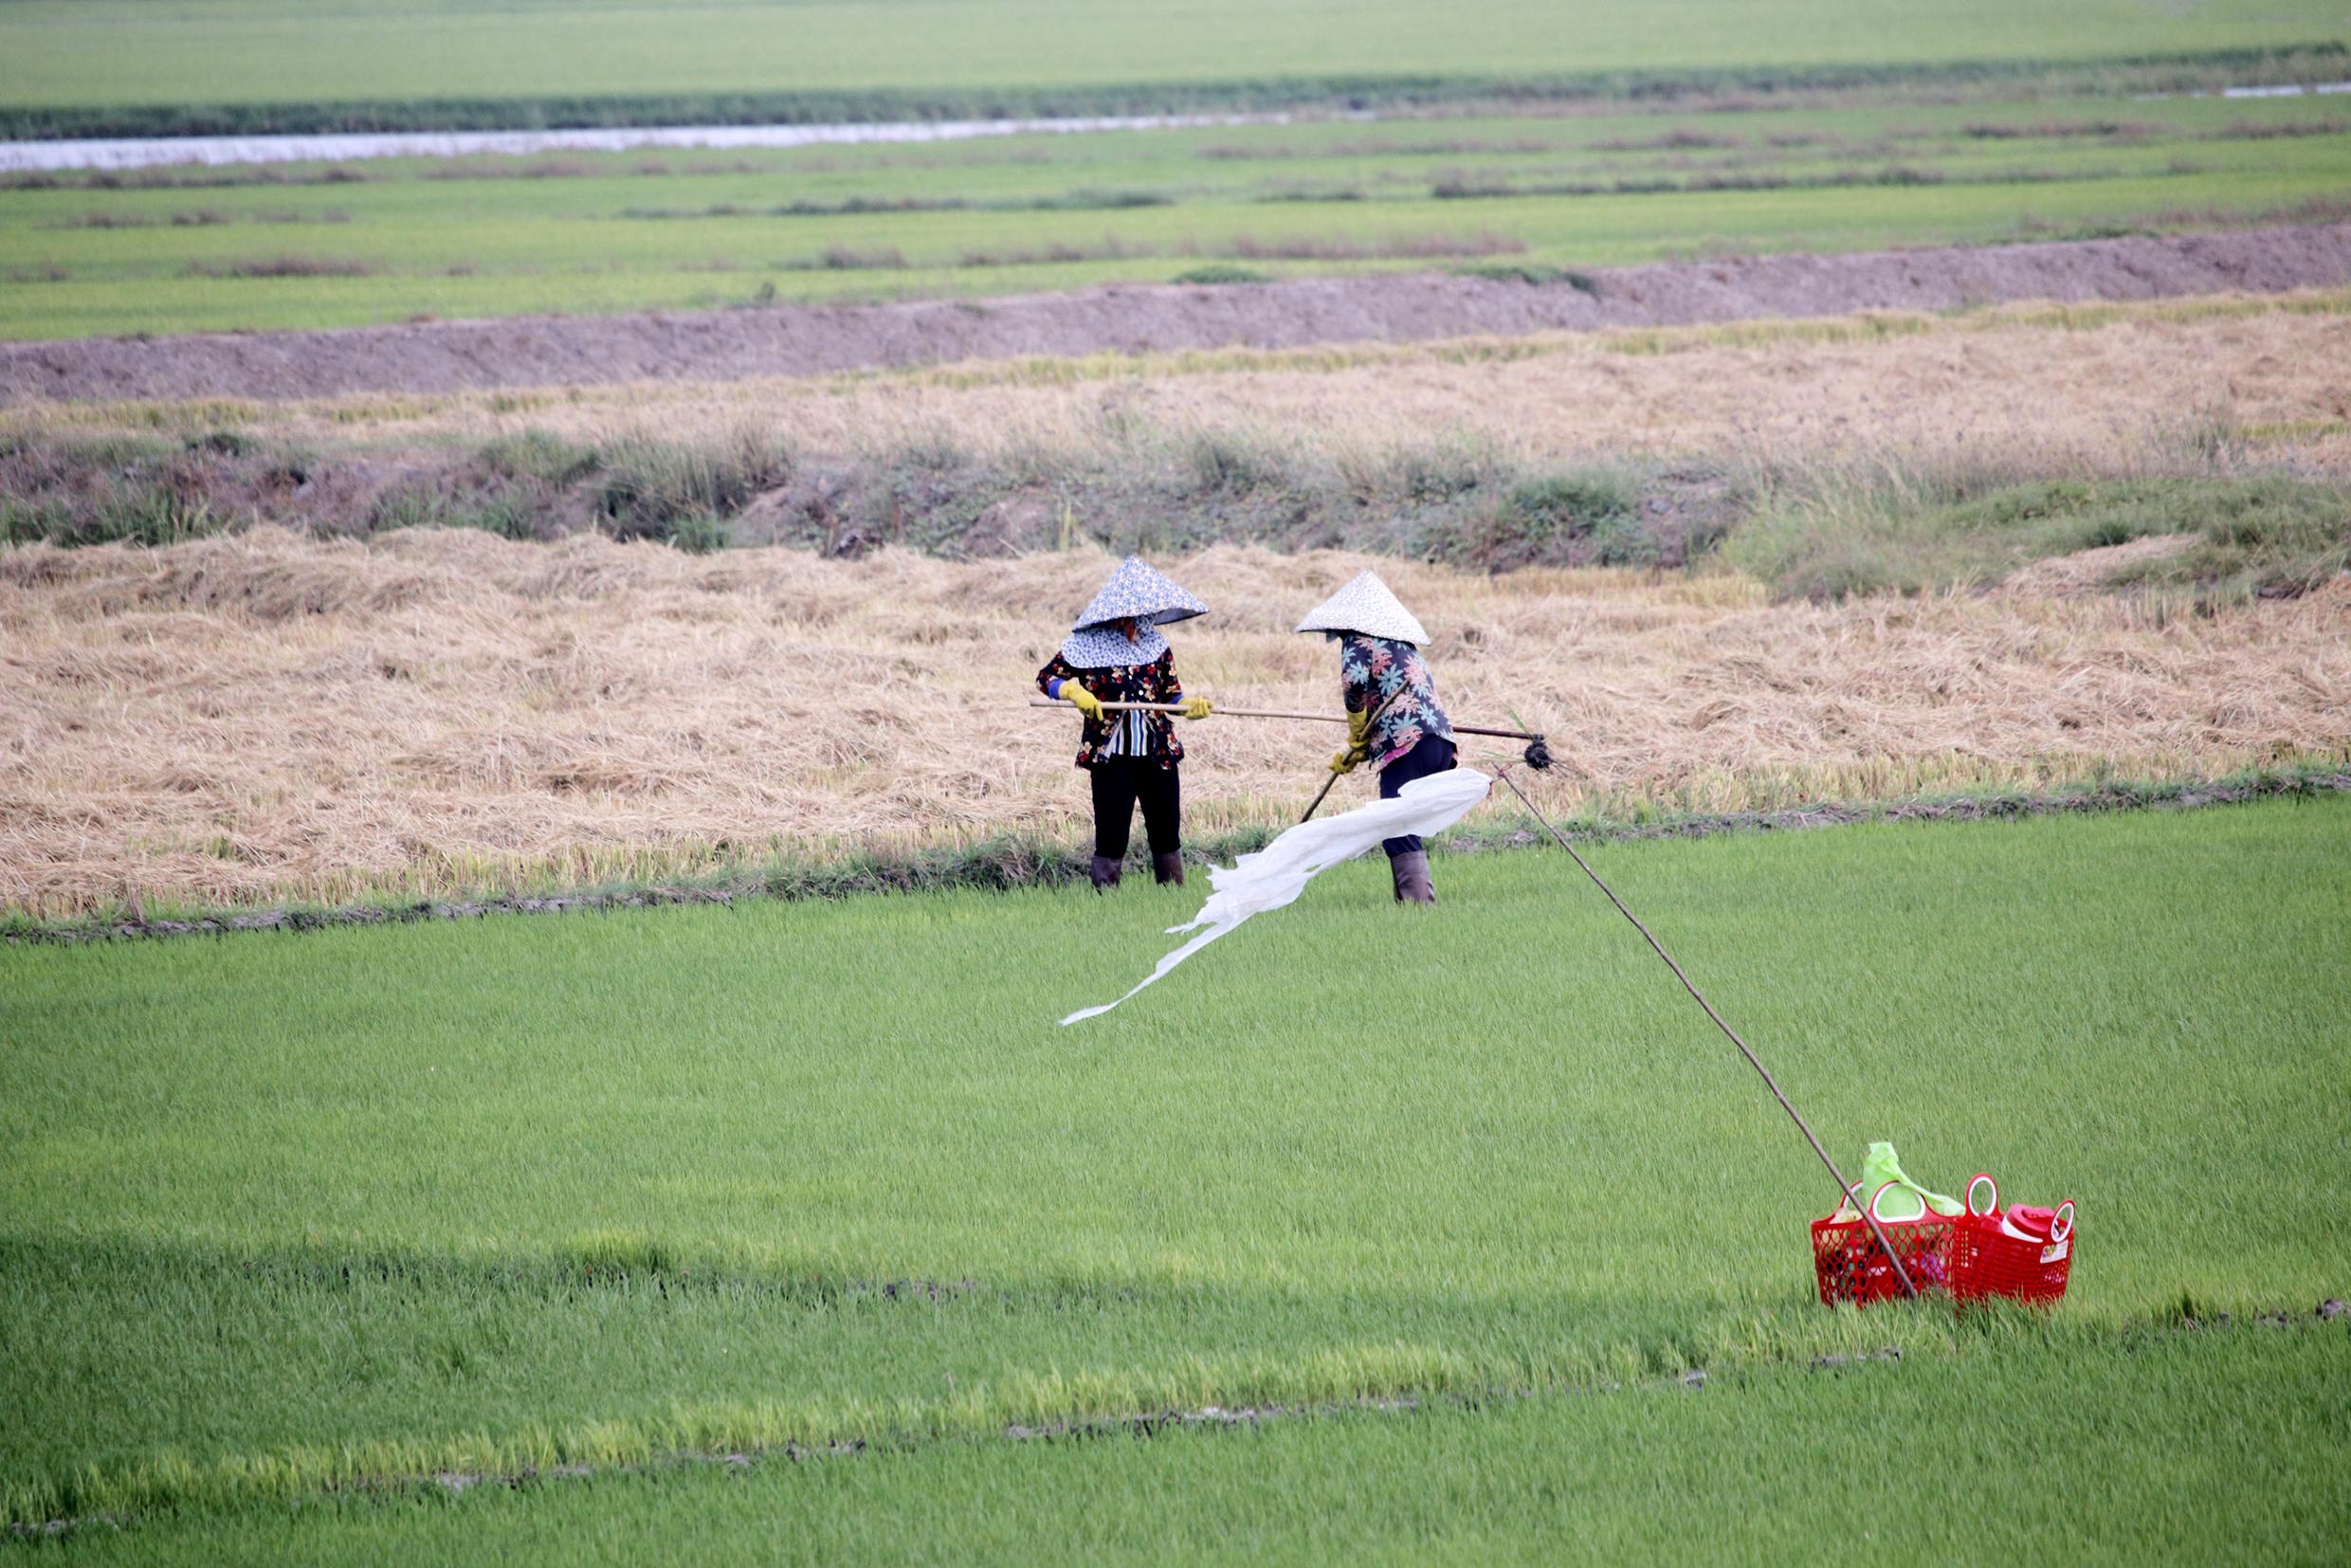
top-left (3, 0), bottom-right (2342, 119)
top-left (6, 92), bottom-right (2350, 338)
top-left (6, 795), bottom-right (2347, 1554)
top-left (57, 1329), bottom-right (2351, 1564)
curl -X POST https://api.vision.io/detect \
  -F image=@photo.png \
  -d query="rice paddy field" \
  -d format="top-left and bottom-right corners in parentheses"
top-left (2, 0), bottom-right (2342, 120)
top-left (8, 92), bottom-right (2351, 338)
top-left (8, 1), bottom-right (2351, 1559)
top-left (5, 797), bottom-right (2348, 1555)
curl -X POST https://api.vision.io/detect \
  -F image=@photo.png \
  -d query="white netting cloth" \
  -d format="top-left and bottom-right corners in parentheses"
top-left (1061, 767), bottom-right (1492, 1025)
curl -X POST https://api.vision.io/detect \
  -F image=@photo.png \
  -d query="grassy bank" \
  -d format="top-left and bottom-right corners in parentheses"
top-left (1731, 470), bottom-right (2351, 604)
top-left (4, 797), bottom-right (2347, 1533)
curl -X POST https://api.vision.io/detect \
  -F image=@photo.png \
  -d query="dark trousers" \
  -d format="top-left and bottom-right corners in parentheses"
top-left (1377, 735), bottom-right (1458, 857)
top-left (1090, 758), bottom-right (1182, 859)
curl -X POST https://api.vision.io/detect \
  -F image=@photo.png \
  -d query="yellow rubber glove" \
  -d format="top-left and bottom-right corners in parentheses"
top-left (1180, 696), bottom-right (1212, 720)
top-left (1331, 704), bottom-right (1372, 773)
top-left (1059, 682), bottom-right (1104, 720)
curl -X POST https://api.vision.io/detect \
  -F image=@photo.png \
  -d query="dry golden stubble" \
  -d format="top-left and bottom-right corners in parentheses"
top-left (4, 527), bottom-right (2346, 918)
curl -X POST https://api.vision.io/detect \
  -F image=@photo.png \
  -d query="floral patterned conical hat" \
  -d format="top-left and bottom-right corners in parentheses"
top-left (1293, 569), bottom-right (1429, 646)
top-left (1060, 556), bottom-right (1209, 669)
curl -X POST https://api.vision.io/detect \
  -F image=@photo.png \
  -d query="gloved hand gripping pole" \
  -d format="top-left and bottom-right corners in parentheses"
top-left (1029, 699), bottom-right (1553, 759)
top-left (1030, 699), bottom-right (1553, 824)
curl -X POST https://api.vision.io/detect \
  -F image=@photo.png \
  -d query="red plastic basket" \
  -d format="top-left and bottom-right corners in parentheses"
top-left (1948, 1175), bottom-right (2074, 1306)
top-left (1810, 1180), bottom-right (1954, 1305)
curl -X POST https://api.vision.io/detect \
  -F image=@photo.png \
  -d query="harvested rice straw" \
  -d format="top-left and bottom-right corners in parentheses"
top-left (2, 527), bottom-right (2347, 917)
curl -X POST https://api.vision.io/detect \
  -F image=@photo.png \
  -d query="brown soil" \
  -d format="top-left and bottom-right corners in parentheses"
top-left (8, 225), bottom-right (2349, 406)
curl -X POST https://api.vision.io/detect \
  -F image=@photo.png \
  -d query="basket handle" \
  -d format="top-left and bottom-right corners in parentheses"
top-left (1966, 1173), bottom-right (1999, 1218)
top-left (2050, 1200), bottom-right (2075, 1244)
top-left (1868, 1179), bottom-right (1929, 1224)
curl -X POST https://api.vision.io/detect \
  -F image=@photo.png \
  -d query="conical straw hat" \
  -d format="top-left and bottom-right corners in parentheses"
top-left (1071, 556), bottom-right (1209, 631)
top-left (1293, 570), bottom-right (1429, 645)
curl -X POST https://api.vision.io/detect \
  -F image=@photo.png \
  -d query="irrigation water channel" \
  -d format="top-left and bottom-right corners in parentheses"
top-left (5, 82), bottom-right (2344, 173)
top-left (0, 111), bottom-right (1330, 173)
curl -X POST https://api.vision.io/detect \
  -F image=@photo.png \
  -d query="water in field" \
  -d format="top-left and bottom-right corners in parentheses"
top-left (6, 80), bottom-right (2346, 172)
top-left (0, 110), bottom-right (1318, 173)
top-left (2220, 79), bottom-right (2351, 98)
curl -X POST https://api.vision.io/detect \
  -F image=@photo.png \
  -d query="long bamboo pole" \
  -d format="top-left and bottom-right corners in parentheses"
top-left (1029, 699), bottom-right (1543, 743)
top-left (1297, 771), bottom-right (1342, 824)
top-left (1489, 765), bottom-right (1918, 1299)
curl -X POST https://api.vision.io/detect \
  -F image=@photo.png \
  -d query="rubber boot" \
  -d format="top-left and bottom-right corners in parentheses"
top-left (1152, 851), bottom-right (1185, 887)
top-left (1390, 849), bottom-right (1435, 905)
top-left (1089, 854), bottom-right (1123, 890)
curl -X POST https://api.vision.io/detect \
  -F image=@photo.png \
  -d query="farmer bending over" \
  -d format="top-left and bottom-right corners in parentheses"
top-left (1035, 556), bottom-right (1212, 889)
top-left (1297, 570), bottom-right (1454, 905)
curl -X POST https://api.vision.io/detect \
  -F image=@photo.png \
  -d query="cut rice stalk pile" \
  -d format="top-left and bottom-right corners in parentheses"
top-left (3, 527), bottom-right (2346, 917)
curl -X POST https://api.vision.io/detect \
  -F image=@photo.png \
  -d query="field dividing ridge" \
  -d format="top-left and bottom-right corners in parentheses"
top-left (9, 217), bottom-right (2351, 378)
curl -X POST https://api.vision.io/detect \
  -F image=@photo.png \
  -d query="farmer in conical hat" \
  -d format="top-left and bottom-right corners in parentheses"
top-left (1036, 556), bottom-right (1213, 889)
top-left (1296, 569), bottom-right (1454, 905)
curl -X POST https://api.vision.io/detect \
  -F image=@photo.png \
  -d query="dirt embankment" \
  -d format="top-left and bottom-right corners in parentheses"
top-left (8, 225), bottom-right (2350, 406)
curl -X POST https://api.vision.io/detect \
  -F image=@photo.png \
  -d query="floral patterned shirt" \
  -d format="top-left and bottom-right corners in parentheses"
top-left (1037, 647), bottom-right (1187, 770)
top-left (1340, 634), bottom-right (1453, 768)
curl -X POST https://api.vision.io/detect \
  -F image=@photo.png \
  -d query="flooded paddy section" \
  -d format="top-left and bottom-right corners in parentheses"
top-left (0, 111), bottom-right (1311, 173)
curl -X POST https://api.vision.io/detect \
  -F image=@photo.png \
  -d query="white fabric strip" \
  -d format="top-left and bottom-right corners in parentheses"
top-left (1061, 768), bottom-right (1493, 1025)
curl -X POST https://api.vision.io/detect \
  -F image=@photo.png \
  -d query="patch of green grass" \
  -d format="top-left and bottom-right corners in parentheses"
top-left (0, 482), bottom-right (224, 547)
top-left (1452, 261), bottom-right (1602, 291)
top-left (594, 430), bottom-right (789, 543)
top-left (183, 428), bottom-right (255, 457)
top-left (366, 485), bottom-right (538, 541)
top-left (46, 1325), bottom-right (2351, 1563)
top-left (2105, 483), bottom-right (2351, 604)
top-left (3, 797), bottom-right (2346, 1526)
top-left (1174, 424), bottom-right (1293, 495)
top-left (1170, 263), bottom-right (1273, 285)
top-left (477, 428), bottom-right (599, 486)
top-left (1728, 473), bottom-right (2351, 601)
top-left (1482, 468), bottom-right (1653, 569)
top-left (664, 511), bottom-right (734, 555)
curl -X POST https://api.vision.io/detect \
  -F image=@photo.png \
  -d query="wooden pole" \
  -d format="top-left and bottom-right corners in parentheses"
top-left (1029, 699), bottom-right (1543, 743)
top-left (1298, 771), bottom-right (1341, 824)
top-left (1489, 765), bottom-right (1919, 1300)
